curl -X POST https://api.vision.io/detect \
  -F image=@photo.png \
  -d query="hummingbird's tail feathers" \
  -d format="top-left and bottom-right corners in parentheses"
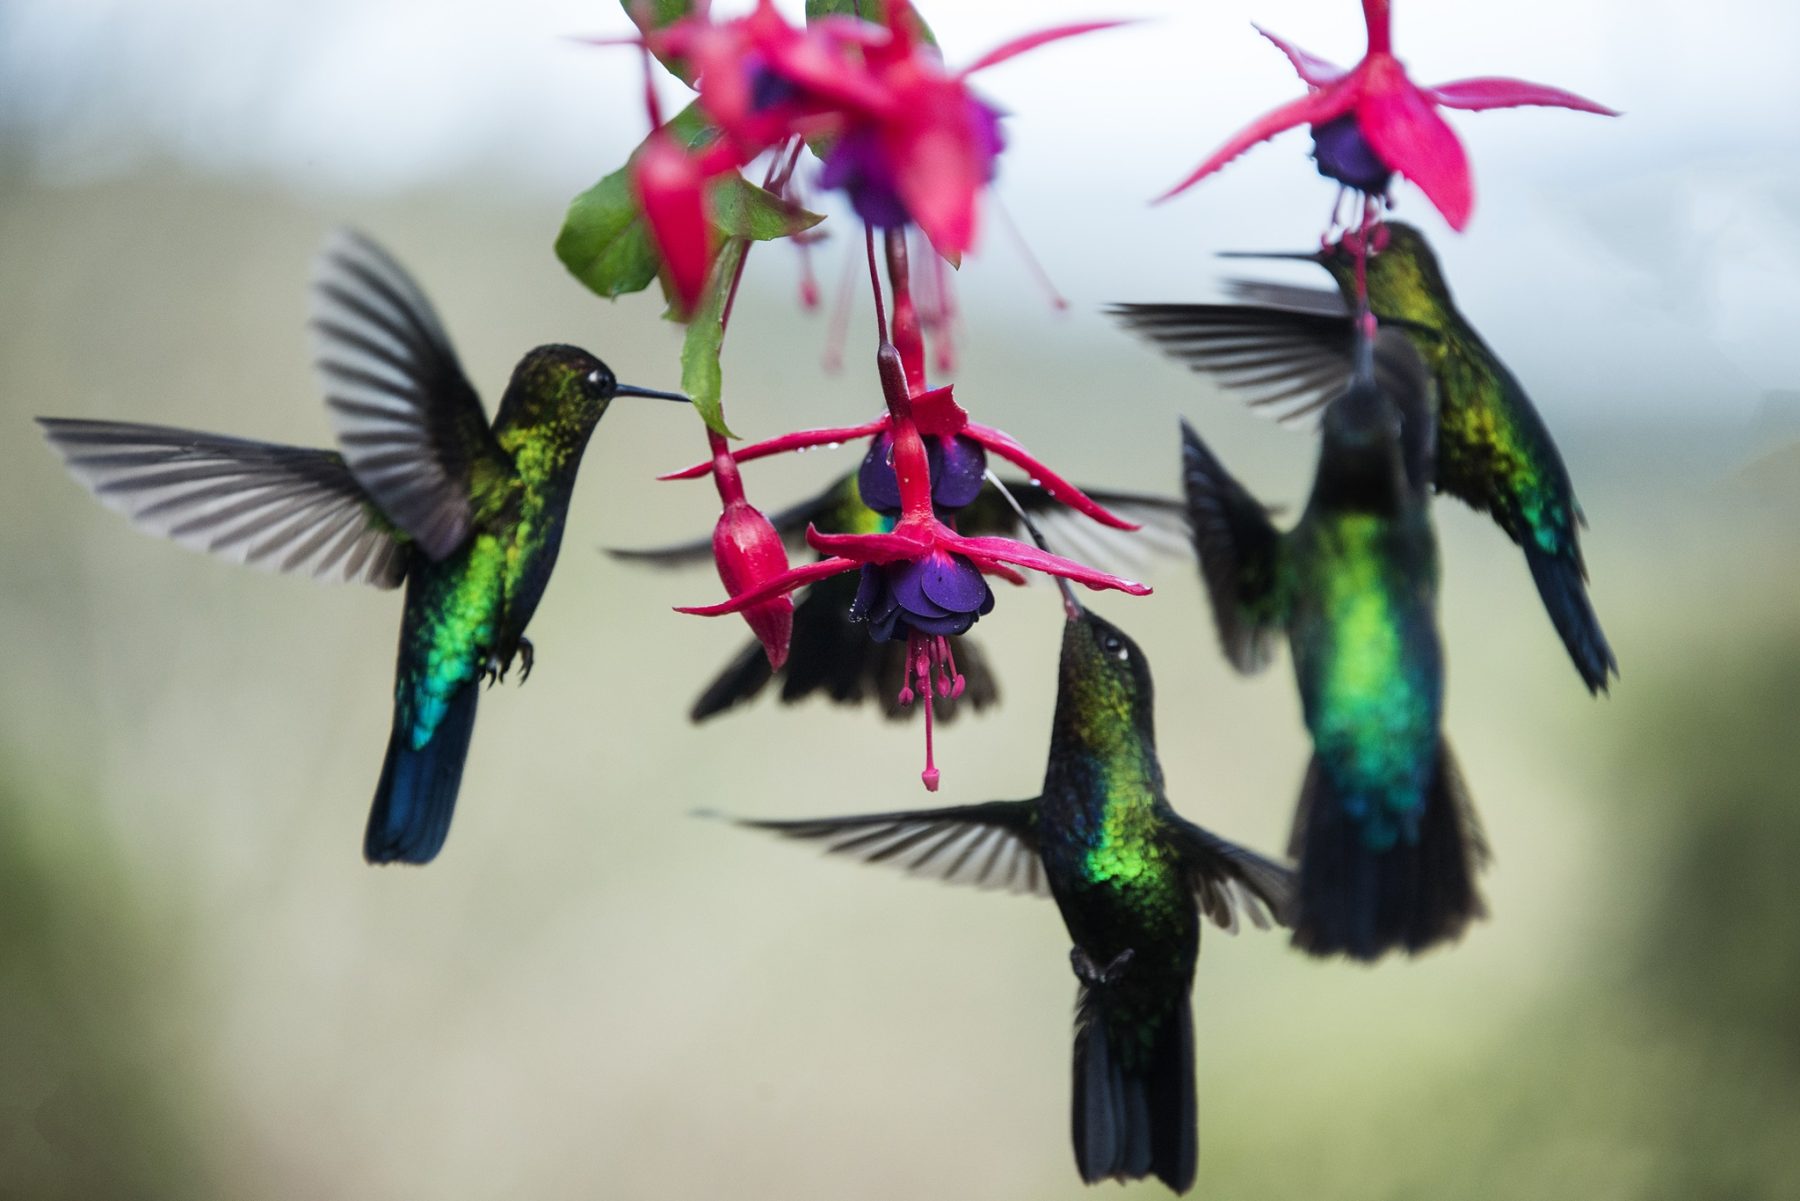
top-left (1179, 420), bottom-right (1284, 675)
top-left (1526, 544), bottom-right (1618, 694)
top-left (1288, 746), bottom-right (1489, 961)
top-left (690, 639), bottom-right (776, 722)
top-left (365, 682), bottom-right (480, 865)
top-left (735, 800), bottom-right (1046, 896)
top-left (1072, 982), bottom-right (1197, 1194)
top-left (1164, 814), bottom-right (1296, 933)
top-left (36, 418), bottom-right (409, 589)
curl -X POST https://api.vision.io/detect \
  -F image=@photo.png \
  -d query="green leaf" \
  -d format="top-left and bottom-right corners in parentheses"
top-left (804, 0), bottom-right (936, 46)
top-left (556, 103), bottom-right (824, 303)
top-left (680, 238), bottom-right (747, 438)
top-left (619, 0), bottom-right (700, 85)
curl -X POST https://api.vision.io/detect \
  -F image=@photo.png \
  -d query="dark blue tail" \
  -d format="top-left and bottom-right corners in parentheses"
top-left (1289, 745), bottom-right (1488, 961)
top-left (1527, 544), bottom-right (1617, 694)
top-left (365, 683), bottom-right (480, 865)
top-left (1073, 985), bottom-right (1196, 1194)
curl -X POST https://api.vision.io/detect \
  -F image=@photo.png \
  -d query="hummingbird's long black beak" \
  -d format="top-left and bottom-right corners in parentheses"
top-left (614, 383), bottom-right (692, 403)
top-left (1215, 249), bottom-right (1324, 263)
top-left (985, 470), bottom-right (1083, 620)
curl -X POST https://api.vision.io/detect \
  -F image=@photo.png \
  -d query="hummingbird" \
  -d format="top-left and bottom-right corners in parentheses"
top-left (611, 472), bottom-right (1189, 722)
top-left (1178, 325), bottom-right (1487, 960)
top-left (1111, 219), bottom-right (1618, 694)
top-left (727, 558), bottom-right (1292, 1193)
top-left (39, 230), bottom-right (688, 865)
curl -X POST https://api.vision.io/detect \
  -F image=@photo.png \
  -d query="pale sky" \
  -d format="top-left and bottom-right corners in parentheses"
top-left (4, 0), bottom-right (1798, 417)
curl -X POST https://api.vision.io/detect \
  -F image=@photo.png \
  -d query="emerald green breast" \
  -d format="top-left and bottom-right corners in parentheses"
top-left (1289, 510), bottom-right (1441, 845)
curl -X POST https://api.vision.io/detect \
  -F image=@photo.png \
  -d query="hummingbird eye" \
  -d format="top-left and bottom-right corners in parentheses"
top-left (1100, 631), bottom-right (1127, 660)
top-left (584, 367), bottom-right (615, 391)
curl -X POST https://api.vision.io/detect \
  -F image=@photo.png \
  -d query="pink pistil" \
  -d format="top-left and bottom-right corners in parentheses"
top-left (895, 630), bottom-right (959, 792)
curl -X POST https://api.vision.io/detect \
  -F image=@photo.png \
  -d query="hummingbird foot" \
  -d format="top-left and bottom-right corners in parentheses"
top-left (481, 638), bottom-right (534, 687)
top-left (1070, 946), bottom-right (1135, 987)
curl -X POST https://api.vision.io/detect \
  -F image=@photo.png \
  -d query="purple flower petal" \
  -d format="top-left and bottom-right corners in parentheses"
top-left (970, 100), bottom-right (1007, 180)
top-left (916, 550), bottom-right (991, 615)
top-left (857, 432), bottom-right (903, 514)
top-left (820, 125), bottom-right (913, 230)
top-left (903, 608), bottom-right (979, 637)
top-left (931, 435), bottom-right (987, 509)
top-left (890, 558), bottom-right (955, 619)
top-left (1310, 113), bottom-right (1393, 194)
top-left (849, 563), bottom-right (883, 620)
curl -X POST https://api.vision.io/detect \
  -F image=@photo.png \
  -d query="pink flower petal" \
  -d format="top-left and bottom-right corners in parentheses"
top-left (908, 385), bottom-right (969, 436)
top-left (1357, 65), bottom-right (1474, 230)
top-left (891, 82), bottom-right (988, 258)
top-left (1427, 76), bottom-right (1619, 116)
top-left (806, 526), bottom-right (933, 563)
top-left (951, 535), bottom-right (1152, 596)
top-left (676, 556), bottom-right (857, 617)
top-left (631, 133), bottom-right (716, 314)
top-left (1157, 87), bottom-right (1351, 202)
top-left (1253, 24), bottom-right (1348, 88)
top-left (964, 422), bottom-right (1141, 531)
top-left (959, 20), bottom-right (1134, 78)
top-left (658, 417), bottom-right (890, 480)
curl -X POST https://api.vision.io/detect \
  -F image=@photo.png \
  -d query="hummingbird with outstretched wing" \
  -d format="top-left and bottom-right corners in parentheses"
top-left (40, 231), bottom-right (688, 865)
top-left (725, 563), bottom-right (1292, 1192)
top-left (1113, 219), bottom-right (1617, 695)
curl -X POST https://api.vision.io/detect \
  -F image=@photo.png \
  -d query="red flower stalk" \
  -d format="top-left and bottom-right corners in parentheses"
top-left (623, 0), bottom-right (1126, 309)
top-left (1161, 0), bottom-right (1616, 231)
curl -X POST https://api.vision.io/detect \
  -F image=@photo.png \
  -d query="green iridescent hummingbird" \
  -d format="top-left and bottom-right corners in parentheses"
top-left (729, 564), bottom-right (1292, 1193)
top-left (1112, 219), bottom-right (1617, 694)
top-left (1179, 326), bottom-right (1487, 960)
top-left (39, 230), bottom-right (687, 865)
top-left (611, 472), bottom-right (1189, 722)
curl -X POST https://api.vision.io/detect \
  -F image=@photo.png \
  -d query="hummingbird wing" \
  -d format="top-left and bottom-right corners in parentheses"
top-left (1111, 299), bottom-right (1356, 422)
top-left (38, 418), bottom-right (409, 587)
top-left (1162, 812), bottom-right (1295, 933)
top-left (728, 800), bottom-right (1047, 896)
top-left (1178, 420), bottom-right (1285, 674)
top-left (310, 229), bottom-right (511, 561)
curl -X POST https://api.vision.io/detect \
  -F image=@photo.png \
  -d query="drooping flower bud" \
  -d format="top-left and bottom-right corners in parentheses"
top-left (632, 131), bottom-right (718, 314)
top-left (712, 498), bottom-right (794, 669)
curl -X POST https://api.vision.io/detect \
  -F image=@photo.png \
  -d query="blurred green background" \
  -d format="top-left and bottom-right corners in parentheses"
top-left (4, 1), bottom-right (1800, 1196)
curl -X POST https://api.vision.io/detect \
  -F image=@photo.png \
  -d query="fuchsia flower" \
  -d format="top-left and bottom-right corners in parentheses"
top-left (699, 427), bottom-right (794, 670)
top-left (672, 345), bottom-right (1150, 790)
top-left (711, 497), bottom-right (793, 670)
top-left (1162, 0), bottom-right (1617, 230)
top-left (630, 0), bottom-right (1125, 308)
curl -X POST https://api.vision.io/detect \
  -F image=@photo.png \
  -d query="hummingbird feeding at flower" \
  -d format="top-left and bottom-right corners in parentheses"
top-left (1112, 220), bottom-right (1617, 695)
top-left (39, 230), bottom-right (688, 865)
top-left (612, 468), bottom-right (1189, 722)
top-left (1177, 326), bottom-right (1487, 960)
top-left (723, 538), bottom-right (1292, 1192)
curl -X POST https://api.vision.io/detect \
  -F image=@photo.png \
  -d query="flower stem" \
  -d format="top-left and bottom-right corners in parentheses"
top-left (1363, 0), bottom-right (1392, 55)
top-left (884, 227), bottom-right (926, 393)
top-left (865, 225), bottom-right (889, 344)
